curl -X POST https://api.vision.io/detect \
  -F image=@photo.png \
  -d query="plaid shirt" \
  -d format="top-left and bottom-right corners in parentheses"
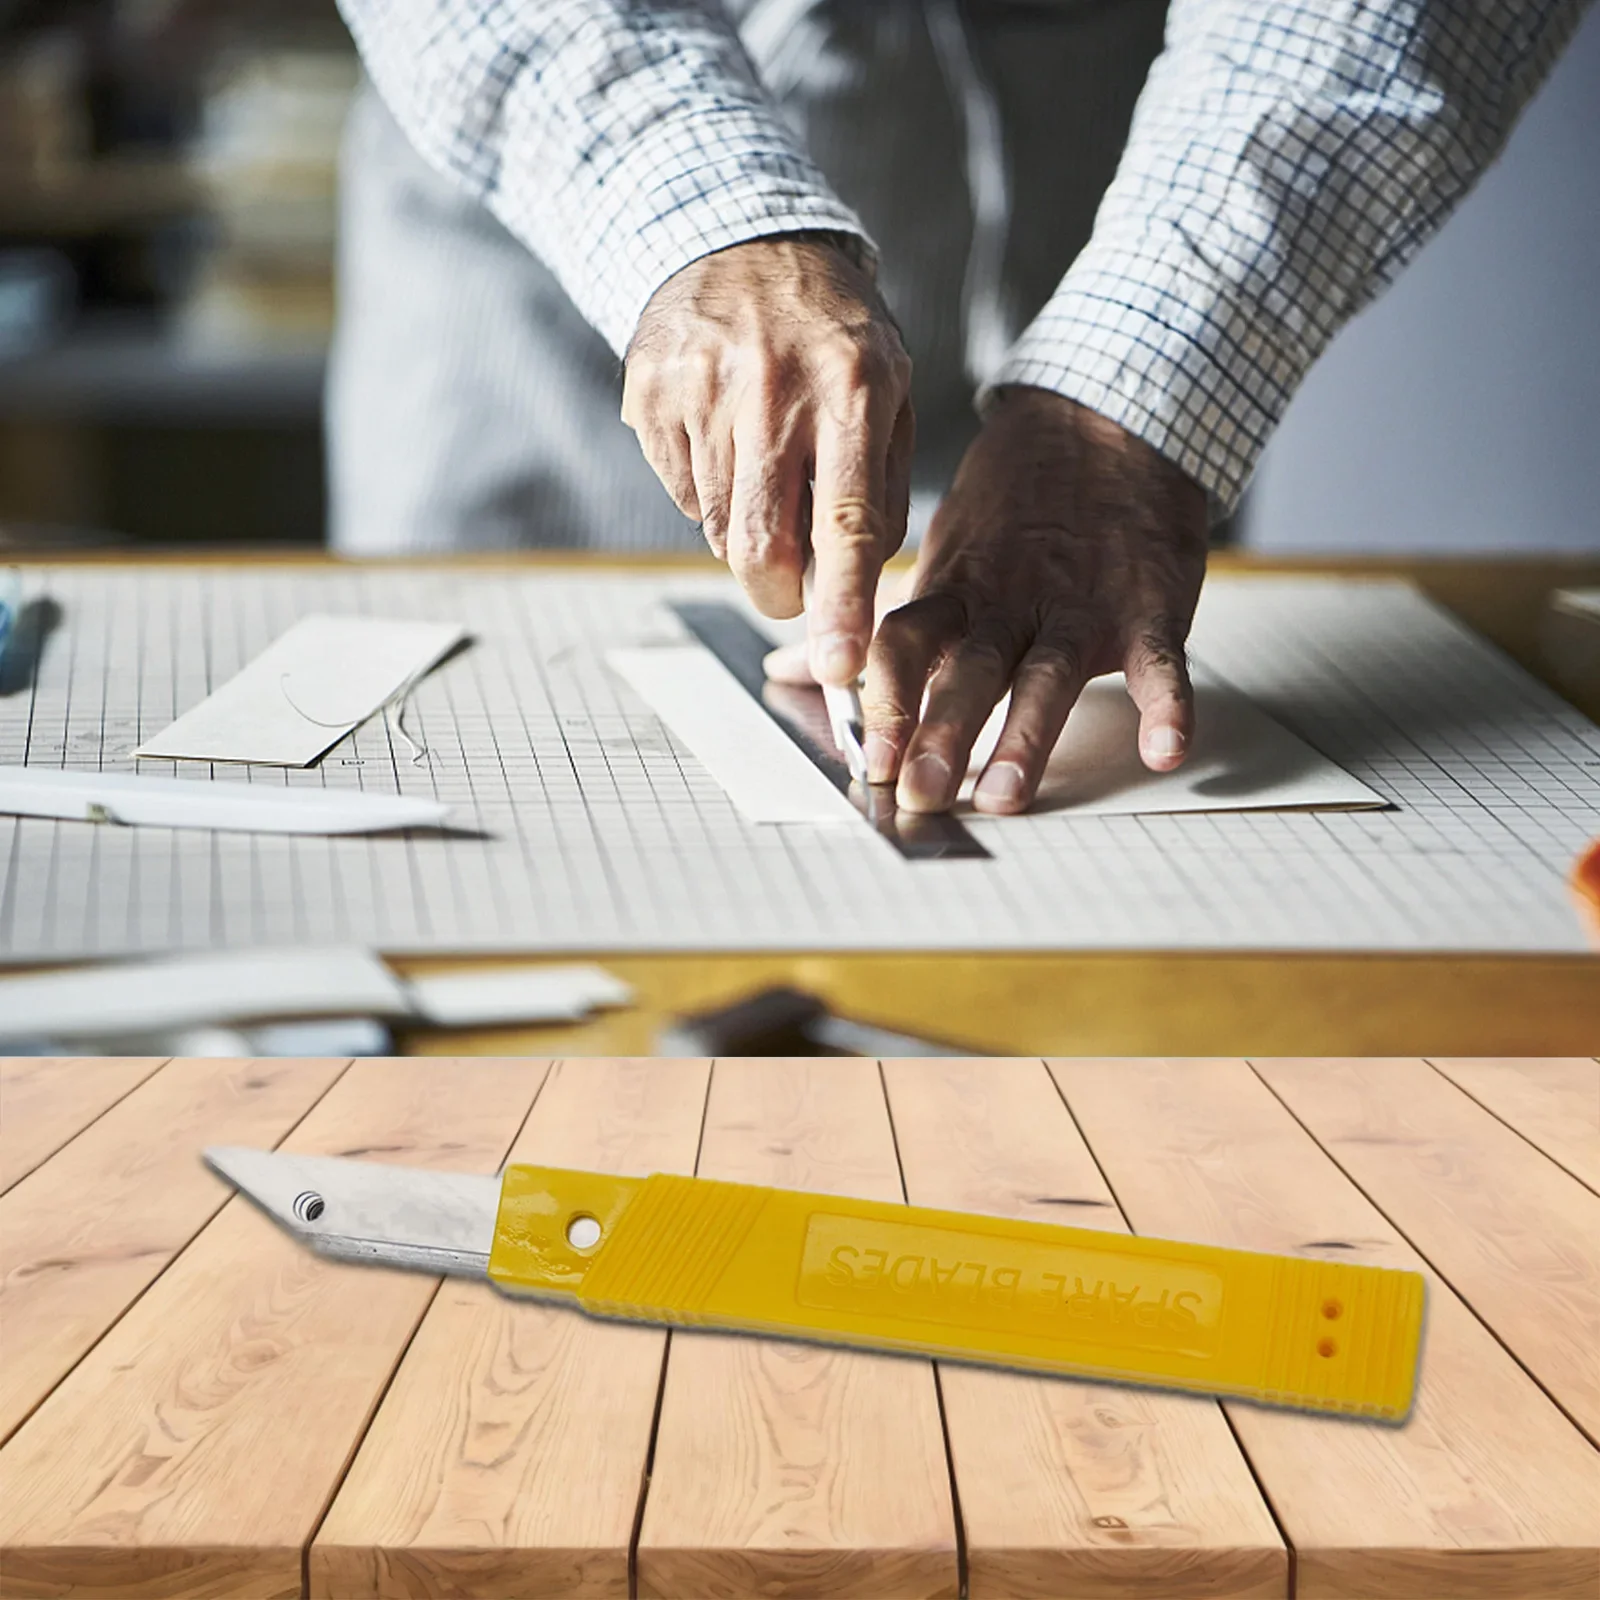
top-left (336, 0), bottom-right (1591, 515)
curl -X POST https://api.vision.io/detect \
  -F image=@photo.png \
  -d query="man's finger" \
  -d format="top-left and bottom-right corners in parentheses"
top-left (895, 630), bottom-right (1018, 814)
top-left (808, 413), bottom-right (891, 686)
top-left (1123, 615), bottom-right (1194, 771)
top-left (762, 569), bottom-right (916, 688)
top-left (883, 399), bottom-right (915, 561)
top-left (629, 417), bottom-right (700, 522)
top-left (861, 594), bottom-right (961, 785)
top-left (971, 633), bottom-right (1092, 814)
top-left (761, 641), bottom-right (813, 685)
top-left (687, 430), bottom-right (736, 562)
top-left (622, 359), bottom-right (703, 522)
top-left (726, 419), bottom-right (806, 618)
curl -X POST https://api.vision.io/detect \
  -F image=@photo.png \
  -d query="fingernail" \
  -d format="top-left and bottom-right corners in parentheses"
top-left (811, 632), bottom-right (861, 685)
top-left (898, 751), bottom-right (952, 811)
top-left (974, 760), bottom-right (1026, 812)
top-left (863, 731), bottom-right (897, 784)
top-left (1145, 727), bottom-right (1185, 760)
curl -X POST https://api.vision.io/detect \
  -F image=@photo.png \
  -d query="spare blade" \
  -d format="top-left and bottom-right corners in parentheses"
top-left (203, 1146), bottom-right (501, 1277)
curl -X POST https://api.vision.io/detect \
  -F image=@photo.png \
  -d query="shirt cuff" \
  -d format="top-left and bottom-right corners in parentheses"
top-left (490, 118), bottom-right (877, 358)
top-left (983, 240), bottom-right (1309, 520)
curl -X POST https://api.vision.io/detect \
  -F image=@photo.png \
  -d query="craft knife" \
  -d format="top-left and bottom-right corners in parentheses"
top-left (799, 561), bottom-right (871, 784)
top-left (822, 680), bottom-right (869, 785)
top-left (206, 1146), bottom-right (1425, 1420)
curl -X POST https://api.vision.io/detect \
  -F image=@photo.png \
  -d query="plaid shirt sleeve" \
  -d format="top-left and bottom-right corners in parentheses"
top-left (988, 0), bottom-right (1594, 517)
top-left (333, 0), bottom-right (875, 357)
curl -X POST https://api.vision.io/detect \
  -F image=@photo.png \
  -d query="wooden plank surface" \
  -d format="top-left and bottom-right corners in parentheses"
top-left (310, 1058), bottom-right (708, 1600)
top-left (0, 1057), bottom-right (347, 1448)
top-left (1255, 1057), bottom-right (1600, 1446)
top-left (1427, 1058), bottom-right (1600, 1193)
top-left (0, 1058), bottom-right (542, 1600)
top-left (0, 1057), bottom-right (167, 1194)
top-left (4, 1055), bottom-right (1599, 1599)
top-left (880, 1058), bottom-right (1286, 1599)
top-left (635, 1058), bottom-right (959, 1600)
top-left (1049, 1059), bottom-right (1600, 1599)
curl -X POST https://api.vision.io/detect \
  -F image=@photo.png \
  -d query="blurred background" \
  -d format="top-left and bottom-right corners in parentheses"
top-left (0, 0), bottom-right (1594, 554)
top-left (0, 0), bottom-right (349, 547)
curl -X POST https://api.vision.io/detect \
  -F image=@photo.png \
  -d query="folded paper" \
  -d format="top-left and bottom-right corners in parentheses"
top-left (134, 613), bottom-right (466, 767)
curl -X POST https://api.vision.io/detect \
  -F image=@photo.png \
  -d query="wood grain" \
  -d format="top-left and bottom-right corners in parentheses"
top-left (1427, 1059), bottom-right (1600, 1193)
top-left (880, 1058), bottom-right (1286, 1599)
top-left (635, 1058), bottom-right (960, 1600)
top-left (311, 1057), bottom-right (708, 1600)
top-left (1254, 1058), bottom-right (1600, 1446)
top-left (0, 1057), bottom-right (167, 1194)
top-left (1048, 1059), bottom-right (1600, 1599)
top-left (0, 1057), bottom-right (347, 1447)
top-left (0, 1058), bottom-right (543, 1600)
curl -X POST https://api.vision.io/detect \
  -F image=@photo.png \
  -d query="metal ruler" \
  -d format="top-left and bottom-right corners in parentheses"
top-left (669, 601), bottom-right (988, 861)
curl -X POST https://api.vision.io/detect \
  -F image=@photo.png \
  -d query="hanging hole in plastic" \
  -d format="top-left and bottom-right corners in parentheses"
top-left (566, 1214), bottom-right (601, 1250)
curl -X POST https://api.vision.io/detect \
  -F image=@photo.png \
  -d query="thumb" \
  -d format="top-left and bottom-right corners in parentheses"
top-left (762, 641), bottom-right (815, 685)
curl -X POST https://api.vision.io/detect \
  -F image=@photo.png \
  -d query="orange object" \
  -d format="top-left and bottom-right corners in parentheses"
top-left (1574, 838), bottom-right (1600, 947)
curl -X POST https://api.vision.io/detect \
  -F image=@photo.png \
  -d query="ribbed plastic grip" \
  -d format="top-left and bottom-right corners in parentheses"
top-left (580, 1174), bottom-right (769, 1323)
top-left (486, 1165), bottom-right (1425, 1420)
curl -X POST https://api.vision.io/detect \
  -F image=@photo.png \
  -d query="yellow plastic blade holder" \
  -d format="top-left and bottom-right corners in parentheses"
top-left (487, 1167), bottom-right (1425, 1420)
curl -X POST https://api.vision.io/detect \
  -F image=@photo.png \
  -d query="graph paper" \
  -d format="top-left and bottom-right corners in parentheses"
top-left (0, 567), bottom-right (1595, 960)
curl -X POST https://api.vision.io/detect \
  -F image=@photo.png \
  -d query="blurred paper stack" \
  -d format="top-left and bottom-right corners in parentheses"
top-left (178, 46), bottom-right (357, 347)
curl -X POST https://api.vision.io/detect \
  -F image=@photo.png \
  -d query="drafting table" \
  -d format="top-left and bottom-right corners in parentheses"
top-left (1, 552), bottom-right (1597, 1054)
top-left (3, 1055), bottom-right (1597, 1597)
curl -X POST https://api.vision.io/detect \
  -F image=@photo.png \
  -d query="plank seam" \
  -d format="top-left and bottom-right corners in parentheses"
top-left (1217, 1389), bottom-right (1298, 1600)
top-left (1044, 1058), bottom-right (1299, 1596)
top-left (299, 1057), bottom-right (555, 1600)
top-left (493, 1057), bottom-right (557, 1176)
top-left (0, 1056), bottom-right (171, 1197)
top-left (1246, 1059), bottom-right (1600, 1453)
top-left (0, 1056), bottom-right (357, 1454)
top-left (630, 1056), bottom-right (716, 1600)
top-left (1423, 1058), bottom-right (1600, 1199)
top-left (302, 1275), bottom-right (449, 1600)
top-left (878, 1059), bottom-right (969, 1600)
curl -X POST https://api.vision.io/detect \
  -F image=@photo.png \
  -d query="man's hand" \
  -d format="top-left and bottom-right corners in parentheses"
top-left (623, 236), bottom-right (914, 686)
top-left (865, 387), bottom-right (1208, 814)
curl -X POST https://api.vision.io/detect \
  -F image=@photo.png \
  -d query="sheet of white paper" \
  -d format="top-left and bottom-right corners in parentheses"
top-left (960, 670), bottom-right (1386, 815)
top-left (0, 765), bottom-right (450, 834)
top-left (606, 645), bottom-right (862, 824)
top-left (406, 964), bottom-right (633, 1027)
top-left (0, 946), bottom-right (409, 1039)
top-left (612, 647), bottom-right (1381, 823)
top-left (3, 569), bottom-right (1596, 957)
top-left (134, 613), bottom-right (466, 766)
